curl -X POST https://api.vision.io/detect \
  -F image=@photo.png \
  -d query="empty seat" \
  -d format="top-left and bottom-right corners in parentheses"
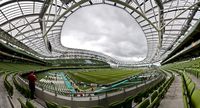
top-left (186, 78), bottom-right (191, 86)
top-left (124, 96), bottom-right (134, 108)
top-left (183, 95), bottom-right (189, 108)
top-left (91, 106), bottom-right (104, 108)
top-left (158, 86), bottom-right (163, 93)
top-left (191, 90), bottom-right (200, 108)
top-left (109, 100), bottom-right (124, 108)
top-left (151, 91), bottom-right (158, 103)
top-left (187, 82), bottom-right (195, 96)
top-left (137, 98), bottom-right (150, 108)
top-left (45, 101), bottom-right (59, 108)
top-left (147, 91), bottom-right (160, 108)
top-left (26, 100), bottom-right (35, 108)
top-left (18, 98), bottom-right (27, 108)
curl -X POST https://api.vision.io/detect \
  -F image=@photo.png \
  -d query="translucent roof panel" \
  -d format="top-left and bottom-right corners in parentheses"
top-left (0, 0), bottom-right (200, 65)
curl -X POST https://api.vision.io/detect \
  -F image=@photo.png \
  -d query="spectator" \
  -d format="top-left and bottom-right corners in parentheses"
top-left (28, 71), bottom-right (37, 99)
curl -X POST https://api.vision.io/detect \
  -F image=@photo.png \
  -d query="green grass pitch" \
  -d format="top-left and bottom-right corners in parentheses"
top-left (66, 69), bottom-right (143, 84)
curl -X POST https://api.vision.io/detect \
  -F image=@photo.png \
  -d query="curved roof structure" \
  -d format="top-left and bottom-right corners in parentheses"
top-left (0, 0), bottom-right (200, 66)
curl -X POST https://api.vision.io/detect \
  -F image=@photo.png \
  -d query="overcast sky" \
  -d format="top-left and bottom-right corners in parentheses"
top-left (61, 5), bottom-right (147, 61)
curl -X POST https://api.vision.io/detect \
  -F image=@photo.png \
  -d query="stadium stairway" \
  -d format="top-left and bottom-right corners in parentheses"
top-left (158, 72), bottom-right (184, 108)
top-left (181, 71), bottom-right (200, 108)
top-left (1, 72), bottom-right (45, 108)
top-left (7, 73), bottom-right (45, 108)
top-left (0, 74), bottom-right (12, 108)
top-left (134, 70), bottom-right (174, 108)
top-left (163, 68), bottom-right (200, 108)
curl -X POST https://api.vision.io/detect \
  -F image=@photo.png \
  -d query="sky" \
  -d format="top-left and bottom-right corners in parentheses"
top-left (61, 5), bottom-right (147, 62)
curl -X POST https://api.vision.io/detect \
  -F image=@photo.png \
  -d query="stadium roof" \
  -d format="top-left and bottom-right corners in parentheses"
top-left (0, 0), bottom-right (200, 65)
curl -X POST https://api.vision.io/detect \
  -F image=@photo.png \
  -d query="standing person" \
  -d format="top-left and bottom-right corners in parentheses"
top-left (28, 71), bottom-right (37, 99)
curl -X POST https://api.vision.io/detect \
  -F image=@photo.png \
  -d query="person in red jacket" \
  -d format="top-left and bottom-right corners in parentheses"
top-left (28, 71), bottom-right (37, 99)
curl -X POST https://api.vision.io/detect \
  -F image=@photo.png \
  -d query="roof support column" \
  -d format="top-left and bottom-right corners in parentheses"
top-left (39, 0), bottom-right (53, 53)
top-left (154, 0), bottom-right (164, 49)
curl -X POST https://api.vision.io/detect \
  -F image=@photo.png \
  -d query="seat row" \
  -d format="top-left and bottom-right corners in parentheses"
top-left (38, 81), bottom-right (69, 96)
top-left (185, 68), bottom-right (199, 79)
top-left (105, 72), bottom-right (167, 108)
top-left (2, 72), bottom-right (39, 108)
top-left (3, 72), bottom-right (14, 97)
top-left (18, 98), bottom-right (35, 108)
top-left (13, 73), bottom-right (31, 98)
top-left (45, 100), bottom-right (70, 108)
top-left (136, 71), bottom-right (174, 108)
top-left (180, 72), bottom-right (200, 108)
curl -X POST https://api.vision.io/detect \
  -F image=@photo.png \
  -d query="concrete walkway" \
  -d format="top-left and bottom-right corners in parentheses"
top-left (0, 75), bottom-right (12, 108)
top-left (7, 74), bottom-right (45, 108)
top-left (188, 74), bottom-right (200, 89)
top-left (158, 74), bottom-right (183, 108)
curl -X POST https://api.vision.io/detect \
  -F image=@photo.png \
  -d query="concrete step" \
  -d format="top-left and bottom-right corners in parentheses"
top-left (0, 75), bottom-right (12, 108)
top-left (158, 73), bottom-right (184, 108)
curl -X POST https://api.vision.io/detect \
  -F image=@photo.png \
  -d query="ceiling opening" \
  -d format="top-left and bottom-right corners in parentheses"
top-left (61, 4), bottom-right (147, 61)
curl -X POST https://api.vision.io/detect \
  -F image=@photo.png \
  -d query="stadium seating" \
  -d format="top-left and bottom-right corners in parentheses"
top-left (47, 59), bottom-right (110, 67)
top-left (45, 101), bottom-right (70, 108)
top-left (13, 74), bottom-right (31, 98)
top-left (18, 98), bottom-right (27, 108)
top-left (136, 71), bottom-right (174, 108)
top-left (109, 71), bottom-right (174, 108)
top-left (91, 106), bottom-right (104, 108)
top-left (123, 96), bottom-right (134, 108)
top-left (38, 79), bottom-right (69, 96)
top-left (103, 72), bottom-right (167, 108)
top-left (3, 59), bottom-right (200, 108)
top-left (18, 98), bottom-right (36, 108)
top-left (3, 73), bottom-right (13, 97)
top-left (26, 100), bottom-right (36, 108)
top-left (45, 101), bottom-right (59, 108)
top-left (137, 98), bottom-right (150, 108)
top-left (185, 68), bottom-right (200, 78)
top-left (174, 70), bottom-right (198, 108)
top-left (163, 58), bottom-right (200, 108)
top-left (109, 100), bottom-right (125, 108)
top-left (191, 90), bottom-right (200, 108)
top-left (0, 62), bottom-right (49, 73)
top-left (187, 82), bottom-right (195, 96)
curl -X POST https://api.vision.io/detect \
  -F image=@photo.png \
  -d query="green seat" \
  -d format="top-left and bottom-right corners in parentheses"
top-left (191, 90), bottom-right (200, 108)
top-left (109, 100), bottom-right (125, 108)
top-left (26, 100), bottom-right (35, 108)
top-left (158, 86), bottom-right (163, 93)
top-left (147, 96), bottom-right (160, 108)
top-left (187, 82), bottom-right (195, 96)
top-left (61, 106), bottom-right (70, 108)
top-left (183, 95), bottom-right (189, 108)
top-left (167, 81), bottom-right (172, 89)
top-left (18, 98), bottom-right (28, 108)
top-left (137, 98), bottom-right (150, 108)
top-left (134, 92), bottom-right (144, 103)
top-left (160, 87), bottom-right (166, 98)
top-left (163, 80), bottom-right (169, 87)
top-left (45, 101), bottom-right (59, 108)
top-left (186, 78), bottom-right (191, 86)
top-left (151, 91), bottom-right (158, 102)
top-left (183, 74), bottom-right (189, 80)
top-left (124, 96), bottom-right (134, 108)
top-left (91, 106), bottom-right (104, 108)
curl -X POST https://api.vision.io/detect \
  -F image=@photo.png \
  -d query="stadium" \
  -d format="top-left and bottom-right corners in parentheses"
top-left (0, 0), bottom-right (200, 108)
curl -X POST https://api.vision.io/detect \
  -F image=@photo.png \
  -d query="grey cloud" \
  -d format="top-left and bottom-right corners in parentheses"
top-left (61, 5), bottom-right (147, 61)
